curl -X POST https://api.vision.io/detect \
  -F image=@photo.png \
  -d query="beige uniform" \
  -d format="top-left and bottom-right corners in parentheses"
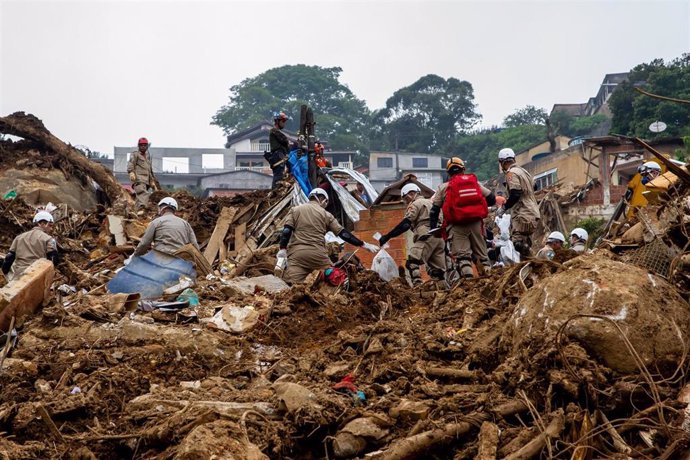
top-left (404, 197), bottom-right (446, 281)
top-left (571, 242), bottom-right (586, 254)
top-left (7, 227), bottom-right (57, 281)
top-left (284, 202), bottom-right (343, 284)
top-left (433, 181), bottom-right (492, 277)
top-left (127, 151), bottom-right (156, 207)
top-left (505, 164), bottom-right (540, 256)
top-left (134, 213), bottom-right (199, 256)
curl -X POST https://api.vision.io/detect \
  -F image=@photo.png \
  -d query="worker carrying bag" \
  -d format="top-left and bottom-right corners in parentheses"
top-left (442, 173), bottom-right (488, 225)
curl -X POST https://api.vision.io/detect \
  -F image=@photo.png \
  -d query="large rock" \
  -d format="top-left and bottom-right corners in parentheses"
top-left (222, 275), bottom-right (289, 296)
top-left (500, 254), bottom-right (690, 374)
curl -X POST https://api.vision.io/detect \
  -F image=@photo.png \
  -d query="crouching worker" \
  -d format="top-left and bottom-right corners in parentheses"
top-left (133, 197), bottom-right (199, 258)
top-left (2, 211), bottom-right (58, 281)
top-left (277, 188), bottom-right (379, 284)
top-left (569, 228), bottom-right (588, 254)
top-left (536, 231), bottom-right (565, 261)
top-left (378, 183), bottom-right (445, 286)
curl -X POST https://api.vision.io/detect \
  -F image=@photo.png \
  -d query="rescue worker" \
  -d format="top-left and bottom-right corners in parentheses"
top-left (429, 157), bottom-right (496, 278)
top-left (497, 148), bottom-right (541, 258)
top-left (277, 188), bottom-right (379, 284)
top-left (625, 161), bottom-right (662, 218)
top-left (314, 142), bottom-right (331, 168)
top-left (378, 184), bottom-right (446, 286)
top-left (569, 228), bottom-right (589, 253)
top-left (267, 112), bottom-right (290, 189)
top-left (127, 137), bottom-right (158, 208)
top-left (2, 211), bottom-right (58, 281)
top-left (536, 231), bottom-right (565, 260)
top-left (133, 197), bottom-right (199, 257)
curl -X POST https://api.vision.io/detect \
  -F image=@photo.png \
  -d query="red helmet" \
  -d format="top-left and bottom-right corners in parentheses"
top-left (138, 137), bottom-right (149, 145)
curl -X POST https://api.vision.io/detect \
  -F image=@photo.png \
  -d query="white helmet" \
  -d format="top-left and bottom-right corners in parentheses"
top-left (401, 183), bottom-right (421, 197)
top-left (570, 228), bottom-right (589, 242)
top-left (33, 211), bottom-right (54, 224)
top-left (547, 231), bottom-right (565, 243)
top-left (639, 161), bottom-right (661, 174)
top-left (498, 148), bottom-right (516, 162)
top-left (157, 197), bottom-right (178, 211)
top-left (308, 188), bottom-right (329, 202)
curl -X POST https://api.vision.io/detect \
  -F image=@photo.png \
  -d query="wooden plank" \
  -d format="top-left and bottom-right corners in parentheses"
top-left (203, 207), bottom-right (237, 265)
top-left (0, 259), bottom-right (54, 332)
top-left (107, 215), bottom-right (127, 246)
top-left (174, 244), bottom-right (213, 277)
top-left (231, 222), bottom-right (247, 260)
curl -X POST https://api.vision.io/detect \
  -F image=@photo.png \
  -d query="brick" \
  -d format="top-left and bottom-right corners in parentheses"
top-left (0, 259), bottom-right (54, 332)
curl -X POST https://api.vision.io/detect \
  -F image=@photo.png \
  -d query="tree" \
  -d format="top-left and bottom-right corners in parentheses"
top-left (450, 125), bottom-right (547, 180)
top-left (503, 105), bottom-right (548, 127)
top-left (374, 74), bottom-right (480, 153)
top-left (609, 55), bottom-right (690, 138)
top-left (212, 65), bottom-right (371, 154)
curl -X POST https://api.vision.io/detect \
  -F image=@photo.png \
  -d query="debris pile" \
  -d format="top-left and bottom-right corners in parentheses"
top-left (2, 114), bottom-right (690, 459)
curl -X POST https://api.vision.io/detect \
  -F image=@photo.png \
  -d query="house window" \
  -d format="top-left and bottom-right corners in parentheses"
top-left (412, 157), bottom-right (428, 168)
top-left (377, 157), bottom-right (393, 168)
top-left (534, 168), bottom-right (557, 191)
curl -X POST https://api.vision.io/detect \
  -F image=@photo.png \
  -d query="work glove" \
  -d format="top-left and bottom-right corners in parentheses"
top-left (362, 242), bottom-right (380, 254)
top-left (275, 249), bottom-right (288, 273)
top-left (378, 234), bottom-right (390, 247)
top-left (128, 172), bottom-right (137, 183)
top-left (124, 255), bottom-right (133, 266)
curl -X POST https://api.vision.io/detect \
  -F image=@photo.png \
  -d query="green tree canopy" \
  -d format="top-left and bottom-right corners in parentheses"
top-left (212, 65), bottom-right (371, 153)
top-left (450, 125), bottom-right (547, 180)
top-left (503, 105), bottom-right (548, 127)
top-left (372, 74), bottom-right (480, 153)
top-left (609, 56), bottom-right (690, 138)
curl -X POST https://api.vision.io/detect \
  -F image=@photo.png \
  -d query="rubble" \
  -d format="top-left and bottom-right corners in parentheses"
top-left (1, 114), bottom-right (690, 459)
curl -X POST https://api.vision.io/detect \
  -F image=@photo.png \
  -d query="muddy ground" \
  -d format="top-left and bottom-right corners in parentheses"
top-left (2, 114), bottom-right (690, 459)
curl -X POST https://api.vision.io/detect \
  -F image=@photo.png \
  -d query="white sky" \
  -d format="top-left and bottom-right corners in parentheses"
top-left (1, 0), bottom-right (689, 160)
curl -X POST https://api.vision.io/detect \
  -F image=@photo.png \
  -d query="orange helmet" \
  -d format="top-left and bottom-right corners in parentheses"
top-left (446, 157), bottom-right (465, 172)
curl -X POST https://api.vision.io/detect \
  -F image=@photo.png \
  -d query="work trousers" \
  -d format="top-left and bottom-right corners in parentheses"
top-left (408, 235), bottom-right (446, 284)
top-left (510, 216), bottom-right (537, 258)
top-left (285, 245), bottom-right (331, 284)
top-left (133, 183), bottom-right (153, 208)
top-left (448, 220), bottom-right (489, 277)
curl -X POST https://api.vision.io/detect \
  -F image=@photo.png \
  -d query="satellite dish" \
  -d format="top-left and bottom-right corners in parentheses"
top-left (649, 121), bottom-right (667, 133)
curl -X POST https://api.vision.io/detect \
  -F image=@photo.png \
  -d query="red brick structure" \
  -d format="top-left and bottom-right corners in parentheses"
top-left (345, 202), bottom-right (433, 281)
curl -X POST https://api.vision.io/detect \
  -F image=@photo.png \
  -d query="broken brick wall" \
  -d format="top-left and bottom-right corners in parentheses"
top-left (346, 203), bottom-right (430, 280)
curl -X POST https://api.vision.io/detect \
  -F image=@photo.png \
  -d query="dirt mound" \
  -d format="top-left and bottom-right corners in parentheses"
top-left (500, 253), bottom-right (690, 375)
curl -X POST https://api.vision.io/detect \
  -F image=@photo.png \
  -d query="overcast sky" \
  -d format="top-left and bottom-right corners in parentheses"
top-left (2, 0), bottom-right (689, 161)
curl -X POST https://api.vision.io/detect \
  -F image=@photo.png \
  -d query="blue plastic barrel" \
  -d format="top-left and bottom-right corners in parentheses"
top-left (107, 250), bottom-right (196, 299)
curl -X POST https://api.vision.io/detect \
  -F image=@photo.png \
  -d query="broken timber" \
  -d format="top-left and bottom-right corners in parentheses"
top-left (203, 207), bottom-right (237, 265)
top-left (0, 259), bottom-right (55, 332)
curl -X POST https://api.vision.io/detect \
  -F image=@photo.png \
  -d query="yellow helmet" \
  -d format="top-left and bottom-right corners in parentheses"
top-left (446, 157), bottom-right (465, 172)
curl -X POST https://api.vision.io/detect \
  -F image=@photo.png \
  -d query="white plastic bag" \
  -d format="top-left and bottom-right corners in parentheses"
top-left (371, 249), bottom-right (398, 282)
top-left (499, 240), bottom-right (521, 265)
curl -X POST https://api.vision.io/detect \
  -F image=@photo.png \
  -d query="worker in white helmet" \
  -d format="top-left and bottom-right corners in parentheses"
top-left (569, 228), bottom-right (589, 253)
top-left (278, 188), bottom-right (379, 284)
top-left (378, 183), bottom-right (446, 286)
top-left (536, 231), bottom-right (565, 260)
top-left (625, 161), bottom-right (663, 218)
top-left (497, 148), bottom-right (541, 258)
top-left (133, 197), bottom-right (199, 257)
top-left (2, 211), bottom-right (58, 281)
top-left (429, 157), bottom-right (496, 278)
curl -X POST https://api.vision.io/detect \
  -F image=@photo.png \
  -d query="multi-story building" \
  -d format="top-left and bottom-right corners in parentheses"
top-left (368, 151), bottom-right (447, 192)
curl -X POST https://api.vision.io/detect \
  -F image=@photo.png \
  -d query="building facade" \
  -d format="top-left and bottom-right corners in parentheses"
top-left (368, 152), bottom-right (447, 192)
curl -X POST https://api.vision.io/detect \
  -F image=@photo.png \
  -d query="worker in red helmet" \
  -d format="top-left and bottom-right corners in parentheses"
top-left (127, 137), bottom-right (158, 208)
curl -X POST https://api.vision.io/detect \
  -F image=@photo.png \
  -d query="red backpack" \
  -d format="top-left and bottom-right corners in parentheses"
top-left (442, 173), bottom-right (488, 225)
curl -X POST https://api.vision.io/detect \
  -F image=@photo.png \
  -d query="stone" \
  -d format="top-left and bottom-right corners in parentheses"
top-left (221, 275), bottom-right (289, 296)
top-left (389, 399), bottom-right (430, 421)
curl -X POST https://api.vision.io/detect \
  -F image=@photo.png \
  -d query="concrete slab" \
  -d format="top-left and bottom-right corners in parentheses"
top-left (0, 259), bottom-right (54, 331)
